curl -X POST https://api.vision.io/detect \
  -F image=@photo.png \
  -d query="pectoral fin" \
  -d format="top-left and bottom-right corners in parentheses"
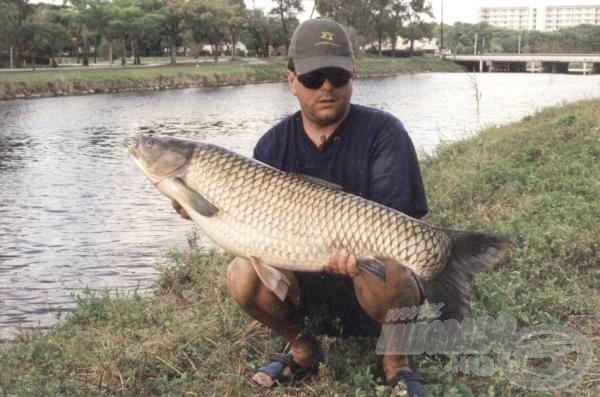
top-left (249, 255), bottom-right (290, 301)
top-left (357, 257), bottom-right (387, 283)
top-left (169, 177), bottom-right (219, 217)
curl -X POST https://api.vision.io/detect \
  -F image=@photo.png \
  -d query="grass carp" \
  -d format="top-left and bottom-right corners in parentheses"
top-left (129, 134), bottom-right (511, 320)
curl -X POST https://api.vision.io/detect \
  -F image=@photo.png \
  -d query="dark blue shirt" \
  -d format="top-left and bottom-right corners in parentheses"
top-left (253, 104), bottom-right (428, 218)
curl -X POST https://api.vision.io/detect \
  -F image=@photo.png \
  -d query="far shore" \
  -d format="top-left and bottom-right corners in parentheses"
top-left (0, 56), bottom-right (464, 101)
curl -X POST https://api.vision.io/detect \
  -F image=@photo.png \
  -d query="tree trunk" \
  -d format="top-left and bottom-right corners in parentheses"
top-left (131, 39), bottom-right (135, 64)
top-left (49, 48), bottom-right (58, 67)
top-left (108, 41), bottom-right (113, 65)
top-left (31, 48), bottom-right (36, 71)
top-left (409, 39), bottom-right (415, 56)
top-left (391, 36), bottom-right (397, 58)
top-left (134, 39), bottom-right (140, 64)
top-left (231, 32), bottom-right (236, 60)
top-left (279, 11), bottom-right (289, 52)
top-left (121, 37), bottom-right (126, 65)
top-left (377, 34), bottom-right (383, 57)
top-left (14, 46), bottom-right (21, 68)
top-left (83, 35), bottom-right (89, 66)
top-left (212, 42), bottom-right (218, 62)
top-left (170, 37), bottom-right (176, 64)
top-left (9, 46), bottom-right (14, 69)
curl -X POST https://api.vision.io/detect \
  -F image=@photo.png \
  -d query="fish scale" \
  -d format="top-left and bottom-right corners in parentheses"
top-left (177, 143), bottom-right (453, 280)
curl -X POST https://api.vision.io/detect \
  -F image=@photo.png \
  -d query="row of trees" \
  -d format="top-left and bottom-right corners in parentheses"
top-left (1, 0), bottom-right (599, 69)
top-left (0, 0), bottom-right (437, 68)
top-left (443, 22), bottom-right (600, 55)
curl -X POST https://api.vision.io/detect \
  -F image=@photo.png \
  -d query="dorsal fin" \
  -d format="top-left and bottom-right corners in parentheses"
top-left (293, 173), bottom-right (343, 190)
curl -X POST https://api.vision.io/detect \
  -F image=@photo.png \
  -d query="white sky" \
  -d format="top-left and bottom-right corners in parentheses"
top-left (246, 0), bottom-right (600, 25)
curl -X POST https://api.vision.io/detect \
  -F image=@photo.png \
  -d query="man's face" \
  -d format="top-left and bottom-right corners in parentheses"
top-left (288, 67), bottom-right (353, 127)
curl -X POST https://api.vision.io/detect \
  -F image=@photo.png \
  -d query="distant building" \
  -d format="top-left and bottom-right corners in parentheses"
top-left (479, 7), bottom-right (532, 30)
top-left (479, 3), bottom-right (600, 31)
top-left (544, 5), bottom-right (600, 30)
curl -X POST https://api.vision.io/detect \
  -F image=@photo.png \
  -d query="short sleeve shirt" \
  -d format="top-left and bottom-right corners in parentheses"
top-left (253, 104), bottom-right (428, 218)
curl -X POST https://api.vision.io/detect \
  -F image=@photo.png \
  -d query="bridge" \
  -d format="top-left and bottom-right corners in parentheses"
top-left (449, 54), bottom-right (600, 74)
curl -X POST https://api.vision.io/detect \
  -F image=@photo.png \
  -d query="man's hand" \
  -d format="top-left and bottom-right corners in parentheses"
top-left (326, 249), bottom-right (360, 278)
top-left (171, 199), bottom-right (191, 220)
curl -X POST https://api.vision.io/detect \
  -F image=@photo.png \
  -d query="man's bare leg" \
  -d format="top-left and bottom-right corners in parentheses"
top-left (353, 263), bottom-right (421, 382)
top-left (226, 257), bottom-right (320, 386)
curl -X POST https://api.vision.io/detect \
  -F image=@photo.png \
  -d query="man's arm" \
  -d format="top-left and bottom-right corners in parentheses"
top-left (368, 118), bottom-right (428, 219)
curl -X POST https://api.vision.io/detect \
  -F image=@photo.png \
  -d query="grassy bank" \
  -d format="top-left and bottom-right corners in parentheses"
top-left (0, 57), bottom-right (463, 100)
top-left (1, 99), bottom-right (598, 396)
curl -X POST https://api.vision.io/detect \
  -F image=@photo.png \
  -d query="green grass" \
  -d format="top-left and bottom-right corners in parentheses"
top-left (0, 57), bottom-right (463, 99)
top-left (1, 100), bottom-right (598, 396)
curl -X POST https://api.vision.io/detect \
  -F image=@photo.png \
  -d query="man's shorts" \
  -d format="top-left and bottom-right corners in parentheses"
top-left (295, 271), bottom-right (426, 338)
top-left (295, 272), bottom-right (382, 338)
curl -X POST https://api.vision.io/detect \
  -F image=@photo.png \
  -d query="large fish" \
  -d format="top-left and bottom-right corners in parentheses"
top-left (129, 134), bottom-right (511, 320)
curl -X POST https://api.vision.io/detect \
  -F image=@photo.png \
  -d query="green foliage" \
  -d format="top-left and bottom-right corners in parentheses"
top-left (444, 22), bottom-right (600, 54)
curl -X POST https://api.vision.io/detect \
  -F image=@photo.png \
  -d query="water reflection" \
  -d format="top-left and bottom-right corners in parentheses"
top-left (1, 73), bottom-right (599, 339)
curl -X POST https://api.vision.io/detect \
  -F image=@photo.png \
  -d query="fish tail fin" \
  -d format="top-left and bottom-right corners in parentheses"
top-left (419, 229), bottom-right (512, 321)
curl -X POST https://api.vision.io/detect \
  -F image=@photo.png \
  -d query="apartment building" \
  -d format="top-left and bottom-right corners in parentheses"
top-left (545, 5), bottom-right (600, 30)
top-left (479, 2), bottom-right (600, 31)
top-left (479, 7), bottom-right (533, 30)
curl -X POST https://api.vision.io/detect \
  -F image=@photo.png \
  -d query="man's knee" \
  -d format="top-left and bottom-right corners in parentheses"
top-left (226, 257), bottom-right (261, 308)
top-left (354, 264), bottom-right (421, 324)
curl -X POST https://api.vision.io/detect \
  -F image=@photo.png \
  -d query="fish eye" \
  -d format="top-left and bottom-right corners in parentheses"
top-left (145, 137), bottom-right (155, 148)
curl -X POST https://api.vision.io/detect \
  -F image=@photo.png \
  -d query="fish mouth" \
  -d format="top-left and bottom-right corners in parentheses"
top-left (128, 137), bottom-right (141, 159)
top-left (128, 135), bottom-right (190, 184)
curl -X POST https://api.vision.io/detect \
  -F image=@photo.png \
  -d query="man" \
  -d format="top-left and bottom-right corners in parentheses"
top-left (174, 18), bottom-right (428, 396)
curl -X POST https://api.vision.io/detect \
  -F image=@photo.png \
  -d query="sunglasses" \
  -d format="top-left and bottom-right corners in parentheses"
top-left (296, 68), bottom-right (352, 89)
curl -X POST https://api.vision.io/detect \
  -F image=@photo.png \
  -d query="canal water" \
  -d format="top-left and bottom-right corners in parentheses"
top-left (1, 72), bottom-right (600, 339)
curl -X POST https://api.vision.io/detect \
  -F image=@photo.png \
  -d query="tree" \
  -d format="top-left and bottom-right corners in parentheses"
top-left (158, 0), bottom-right (188, 64)
top-left (402, 0), bottom-right (433, 55)
top-left (0, 0), bottom-right (22, 68)
top-left (225, 0), bottom-right (245, 59)
top-left (387, 0), bottom-right (408, 57)
top-left (188, 0), bottom-right (233, 61)
top-left (269, 0), bottom-right (302, 52)
top-left (316, 0), bottom-right (372, 51)
top-left (241, 8), bottom-right (282, 57)
top-left (98, 1), bottom-right (122, 65)
top-left (0, 0), bottom-right (34, 68)
top-left (20, 19), bottom-right (45, 70)
top-left (38, 8), bottom-right (71, 67)
top-left (69, 0), bottom-right (101, 66)
top-left (366, 0), bottom-right (390, 57)
top-left (129, 1), bottom-right (164, 64)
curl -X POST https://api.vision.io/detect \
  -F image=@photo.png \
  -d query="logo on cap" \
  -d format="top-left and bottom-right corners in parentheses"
top-left (320, 31), bottom-right (335, 41)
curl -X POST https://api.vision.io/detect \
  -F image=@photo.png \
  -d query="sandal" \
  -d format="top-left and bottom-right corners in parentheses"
top-left (387, 370), bottom-right (426, 396)
top-left (253, 352), bottom-right (320, 388)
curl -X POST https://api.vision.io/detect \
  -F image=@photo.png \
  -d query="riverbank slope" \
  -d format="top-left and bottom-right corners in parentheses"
top-left (1, 99), bottom-right (598, 395)
top-left (0, 57), bottom-right (463, 100)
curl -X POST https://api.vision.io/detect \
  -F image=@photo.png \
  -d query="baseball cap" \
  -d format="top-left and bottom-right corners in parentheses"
top-left (288, 19), bottom-right (354, 75)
